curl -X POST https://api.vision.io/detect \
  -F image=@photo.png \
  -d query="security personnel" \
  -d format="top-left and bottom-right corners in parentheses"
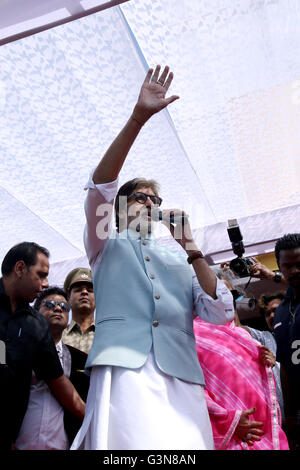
top-left (0, 242), bottom-right (85, 449)
top-left (273, 233), bottom-right (300, 450)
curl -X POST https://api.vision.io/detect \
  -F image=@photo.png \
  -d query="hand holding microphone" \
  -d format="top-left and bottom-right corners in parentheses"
top-left (151, 207), bottom-right (196, 252)
top-left (150, 207), bottom-right (189, 225)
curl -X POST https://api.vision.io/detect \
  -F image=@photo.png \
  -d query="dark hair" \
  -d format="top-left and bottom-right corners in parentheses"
top-left (114, 178), bottom-right (160, 232)
top-left (275, 233), bottom-right (300, 266)
top-left (1, 242), bottom-right (50, 276)
top-left (34, 286), bottom-right (67, 312)
top-left (258, 292), bottom-right (285, 316)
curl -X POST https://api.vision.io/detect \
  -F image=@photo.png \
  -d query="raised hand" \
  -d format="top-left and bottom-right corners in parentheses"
top-left (132, 65), bottom-right (179, 125)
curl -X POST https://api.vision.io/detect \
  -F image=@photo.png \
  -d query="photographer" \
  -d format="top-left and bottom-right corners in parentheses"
top-left (248, 257), bottom-right (287, 286)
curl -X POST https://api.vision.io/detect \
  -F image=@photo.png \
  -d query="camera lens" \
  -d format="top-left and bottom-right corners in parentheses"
top-left (229, 257), bottom-right (251, 277)
top-left (248, 298), bottom-right (257, 310)
top-left (235, 297), bottom-right (257, 311)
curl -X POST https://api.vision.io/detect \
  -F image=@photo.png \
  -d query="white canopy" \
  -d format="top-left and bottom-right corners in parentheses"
top-left (0, 0), bottom-right (299, 286)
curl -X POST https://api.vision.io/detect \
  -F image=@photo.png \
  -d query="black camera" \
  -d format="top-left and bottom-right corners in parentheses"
top-left (227, 219), bottom-right (254, 278)
top-left (230, 289), bottom-right (257, 310)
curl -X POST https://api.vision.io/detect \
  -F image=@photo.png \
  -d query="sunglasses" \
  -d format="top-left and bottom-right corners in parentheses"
top-left (128, 192), bottom-right (162, 206)
top-left (41, 299), bottom-right (70, 313)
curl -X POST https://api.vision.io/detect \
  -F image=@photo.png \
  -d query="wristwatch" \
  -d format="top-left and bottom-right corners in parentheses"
top-left (273, 271), bottom-right (282, 283)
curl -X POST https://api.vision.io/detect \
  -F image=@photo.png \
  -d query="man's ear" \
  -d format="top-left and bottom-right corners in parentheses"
top-left (67, 289), bottom-right (72, 301)
top-left (14, 260), bottom-right (27, 279)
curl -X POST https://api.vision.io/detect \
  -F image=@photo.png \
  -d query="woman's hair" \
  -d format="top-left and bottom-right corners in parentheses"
top-left (215, 268), bottom-right (243, 290)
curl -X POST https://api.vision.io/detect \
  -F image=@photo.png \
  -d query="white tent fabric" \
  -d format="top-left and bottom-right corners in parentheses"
top-left (0, 0), bottom-right (299, 286)
top-left (0, 1), bottom-right (129, 45)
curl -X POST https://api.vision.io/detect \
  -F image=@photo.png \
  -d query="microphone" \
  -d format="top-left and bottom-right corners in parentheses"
top-left (151, 207), bottom-right (189, 225)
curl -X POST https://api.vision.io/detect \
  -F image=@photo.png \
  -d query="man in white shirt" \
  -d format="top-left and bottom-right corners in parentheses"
top-left (16, 287), bottom-right (89, 450)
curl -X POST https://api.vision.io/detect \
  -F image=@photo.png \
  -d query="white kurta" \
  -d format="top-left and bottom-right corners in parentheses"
top-left (71, 350), bottom-right (214, 450)
top-left (72, 175), bottom-right (233, 451)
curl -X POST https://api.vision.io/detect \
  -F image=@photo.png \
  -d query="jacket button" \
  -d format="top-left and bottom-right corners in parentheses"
top-left (152, 320), bottom-right (159, 327)
top-left (145, 256), bottom-right (150, 261)
top-left (154, 294), bottom-right (160, 299)
top-left (149, 274), bottom-right (155, 279)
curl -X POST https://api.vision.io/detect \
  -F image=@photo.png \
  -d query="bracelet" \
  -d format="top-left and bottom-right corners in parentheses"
top-left (273, 271), bottom-right (282, 283)
top-left (187, 251), bottom-right (204, 264)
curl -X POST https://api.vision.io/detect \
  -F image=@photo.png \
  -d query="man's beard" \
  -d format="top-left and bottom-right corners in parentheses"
top-left (288, 274), bottom-right (300, 288)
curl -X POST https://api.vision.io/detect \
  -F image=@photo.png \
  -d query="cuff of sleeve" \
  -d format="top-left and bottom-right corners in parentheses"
top-left (194, 277), bottom-right (228, 304)
top-left (220, 410), bottom-right (242, 450)
top-left (84, 168), bottom-right (119, 193)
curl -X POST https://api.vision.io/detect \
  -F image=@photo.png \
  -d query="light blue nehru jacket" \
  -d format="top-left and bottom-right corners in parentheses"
top-left (85, 229), bottom-right (234, 385)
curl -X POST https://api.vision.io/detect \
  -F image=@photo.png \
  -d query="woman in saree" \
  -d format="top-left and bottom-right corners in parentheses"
top-left (194, 312), bottom-right (289, 450)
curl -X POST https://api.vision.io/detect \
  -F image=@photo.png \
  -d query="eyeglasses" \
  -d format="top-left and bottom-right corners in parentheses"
top-left (128, 192), bottom-right (162, 206)
top-left (41, 300), bottom-right (70, 313)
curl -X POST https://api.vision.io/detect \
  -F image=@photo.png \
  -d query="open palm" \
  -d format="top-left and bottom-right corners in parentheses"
top-left (133, 65), bottom-right (179, 124)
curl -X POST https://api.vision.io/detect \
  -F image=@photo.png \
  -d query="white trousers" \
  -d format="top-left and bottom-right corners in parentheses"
top-left (71, 351), bottom-right (214, 450)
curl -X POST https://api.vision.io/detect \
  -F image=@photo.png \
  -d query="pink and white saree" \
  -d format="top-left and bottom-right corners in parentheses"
top-left (193, 318), bottom-right (289, 450)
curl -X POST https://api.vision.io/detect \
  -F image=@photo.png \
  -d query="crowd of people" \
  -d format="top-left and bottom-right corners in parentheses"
top-left (1, 66), bottom-right (300, 451)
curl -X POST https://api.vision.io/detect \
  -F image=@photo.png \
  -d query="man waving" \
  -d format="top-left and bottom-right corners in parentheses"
top-left (71, 66), bottom-right (234, 450)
